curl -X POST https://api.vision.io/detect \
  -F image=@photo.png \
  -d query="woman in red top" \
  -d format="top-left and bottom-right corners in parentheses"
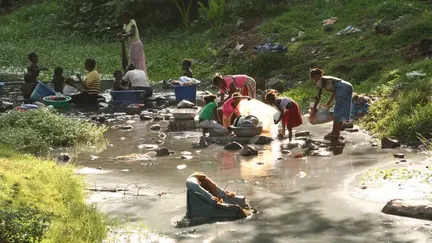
top-left (212, 73), bottom-right (256, 104)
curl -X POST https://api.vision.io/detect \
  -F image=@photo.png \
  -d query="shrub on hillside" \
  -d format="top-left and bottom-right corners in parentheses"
top-left (0, 146), bottom-right (107, 242)
top-left (61, 0), bottom-right (204, 37)
top-left (0, 109), bottom-right (106, 155)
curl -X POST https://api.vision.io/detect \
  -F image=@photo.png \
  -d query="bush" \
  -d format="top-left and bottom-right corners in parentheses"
top-left (226, 0), bottom-right (288, 18)
top-left (0, 109), bottom-right (106, 155)
top-left (60, 0), bottom-right (203, 37)
top-left (0, 146), bottom-right (108, 242)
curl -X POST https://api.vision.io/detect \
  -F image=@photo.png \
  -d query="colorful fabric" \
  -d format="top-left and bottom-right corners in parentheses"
top-left (220, 75), bottom-right (248, 94)
top-left (221, 97), bottom-right (240, 117)
top-left (83, 70), bottom-right (100, 94)
top-left (123, 19), bottom-right (140, 43)
top-left (199, 102), bottom-right (217, 120)
top-left (350, 102), bottom-right (369, 119)
top-left (129, 39), bottom-right (148, 74)
top-left (281, 100), bottom-right (303, 129)
top-left (241, 77), bottom-right (256, 98)
top-left (334, 81), bottom-right (353, 122)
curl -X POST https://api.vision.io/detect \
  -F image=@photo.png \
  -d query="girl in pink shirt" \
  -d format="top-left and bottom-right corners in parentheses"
top-left (217, 92), bottom-right (251, 127)
top-left (212, 74), bottom-right (256, 104)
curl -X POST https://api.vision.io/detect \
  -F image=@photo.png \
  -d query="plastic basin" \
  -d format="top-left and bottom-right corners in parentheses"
top-left (230, 126), bottom-right (263, 137)
top-left (110, 90), bottom-right (145, 104)
top-left (173, 84), bottom-right (197, 103)
top-left (30, 81), bottom-right (56, 102)
top-left (43, 96), bottom-right (72, 108)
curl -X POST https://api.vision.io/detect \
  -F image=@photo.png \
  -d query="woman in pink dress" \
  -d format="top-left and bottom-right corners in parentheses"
top-left (118, 11), bottom-right (148, 76)
top-left (212, 73), bottom-right (256, 104)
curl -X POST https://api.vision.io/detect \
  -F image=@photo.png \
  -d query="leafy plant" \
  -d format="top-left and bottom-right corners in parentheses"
top-left (0, 109), bottom-right (106, 155)
top-left (198, 0), bottom-right (226, 28)
top-left (172, 0), bottom-right (193, 28)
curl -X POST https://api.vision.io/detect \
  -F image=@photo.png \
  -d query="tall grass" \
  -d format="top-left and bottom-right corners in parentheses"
top-left (0, 109), bottom-right (107, 155)
top-left (0, 146), bottom-right (108, 242)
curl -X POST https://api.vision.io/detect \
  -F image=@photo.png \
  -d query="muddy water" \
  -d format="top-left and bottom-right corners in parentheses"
top-left (72, 114), bottom-right (432, 243)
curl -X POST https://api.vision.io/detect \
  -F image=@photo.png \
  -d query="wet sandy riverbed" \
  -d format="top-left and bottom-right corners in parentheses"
top-left (71, 115), bottom-right (432, 243)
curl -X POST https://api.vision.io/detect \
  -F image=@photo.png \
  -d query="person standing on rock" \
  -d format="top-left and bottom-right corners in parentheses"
top-left (309, 68), bottom-right (353, 140)
top-left (212, 73), bottom-right (256, 104)
top-left (118, 11), bottom-right (148, 78)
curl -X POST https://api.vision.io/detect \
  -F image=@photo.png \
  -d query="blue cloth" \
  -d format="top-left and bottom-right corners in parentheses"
top-left (350, 103), bottom-right (369, 119)
top-left (334, 81), bottom-right (353, 122)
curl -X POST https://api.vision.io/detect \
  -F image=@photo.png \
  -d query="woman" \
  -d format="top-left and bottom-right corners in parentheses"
top-left (217, 93), bottom-right (250, 127)
top-left (310, 68), bottom-right (353, 140)
top-left (118, 11), bottom-right (148, 76)
top-left (123, 64), bottom-right (152, 98)
top-left (212, 73), bottom-right (256, 104)
top-left (73, 59), bottom-right (102, 104)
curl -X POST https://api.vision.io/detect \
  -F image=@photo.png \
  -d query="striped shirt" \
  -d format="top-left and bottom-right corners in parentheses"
top-left (83, 70), bottom-right (100, 94)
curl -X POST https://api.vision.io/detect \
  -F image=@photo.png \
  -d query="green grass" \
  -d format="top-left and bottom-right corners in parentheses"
top-left (359, 168), bottom-right (432, 185)
top-left (0, 146), bottom-right (108, 242)
top-left (0, 109), bottom-right (107, 156)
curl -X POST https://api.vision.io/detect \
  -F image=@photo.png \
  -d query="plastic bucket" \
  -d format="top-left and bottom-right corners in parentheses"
top-left (110, 90), bottom-right (145, 105)
top-left (173, 84), bottom-right (197, 103)
top-left (30, 81), bottom-right (56, 102)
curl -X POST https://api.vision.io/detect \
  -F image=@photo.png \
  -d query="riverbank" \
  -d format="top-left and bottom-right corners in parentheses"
top-left (0, 146), bottom-right (108, 242)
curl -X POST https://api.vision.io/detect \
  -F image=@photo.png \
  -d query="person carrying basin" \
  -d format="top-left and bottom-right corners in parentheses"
top-left (199, 94), bottom-right (229, 137)
top-left (217, 92), bottom-right (251, 128)
top-left (309, 68), bottom-right (353, 140)
top-left (265, 90), bottom-right (302, 141)
top-left (212, 73), bottom-right (256, 105)
top-left (123, 64), bottom-right (152, 98)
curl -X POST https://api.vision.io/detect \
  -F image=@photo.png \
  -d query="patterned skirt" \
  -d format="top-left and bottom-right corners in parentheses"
top-left (334, 81), bottom-right (353, 122)
top-left (240, 77), bottom-right (257, 98)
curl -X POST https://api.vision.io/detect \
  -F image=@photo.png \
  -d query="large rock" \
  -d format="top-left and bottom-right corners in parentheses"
top-left (249, 135), bottom-right (273, 145)
top-left (381, 137), bottom-right (401, 149)
top-left (125, 105), bottom-right (141, 115)
top-left (155, 148), bottom-right (171, 157)
top-left (382, 199), bottom-right (432, 221)
top-left (224, 142), bottom-right (244, 151)
top-left (240, 145), bottom-right (259, 156)
top-left (150, 124), bottom-right (161, 131)
top-left (264, 76), bottom-right (285, 92)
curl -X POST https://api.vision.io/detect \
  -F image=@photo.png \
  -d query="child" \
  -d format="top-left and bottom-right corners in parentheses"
top-left (24, 52), bottom-right (47, 84)
top-left (52, 67), bottom-right (65, 93)
top-left (199, 94), bottom-right (228, 136)
top-left (73, 59), bottom-right (101, 104)
top-left (350, 94), bottom-right (370, 120)
top-left (63, 78), bottom-right (77, 95)
top-left (182, 59), bottom-right (193, 78)
top-left (217, 92), bottom-right (251, 127)
top-left (112, 70), bottom-right (129, 91)
top-left (265, 90), bottom-right (303, 141)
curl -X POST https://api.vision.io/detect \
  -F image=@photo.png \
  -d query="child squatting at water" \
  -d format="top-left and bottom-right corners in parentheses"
top-left (265, 90), bottom-right (303, 141)
top-left (199, 94), bottom-right (229, 136)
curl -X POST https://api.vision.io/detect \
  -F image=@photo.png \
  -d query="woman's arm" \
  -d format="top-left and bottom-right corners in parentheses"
top-left (312, 87), bottom-right (323, 112)
top-left (228, 83), bottom-right (237, 95)
top-left (325, 92), bottom-right (336, 108)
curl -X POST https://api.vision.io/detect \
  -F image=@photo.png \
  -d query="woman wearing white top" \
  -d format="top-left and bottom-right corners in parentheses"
top-left (123, 64), bottom-right (153, 98)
